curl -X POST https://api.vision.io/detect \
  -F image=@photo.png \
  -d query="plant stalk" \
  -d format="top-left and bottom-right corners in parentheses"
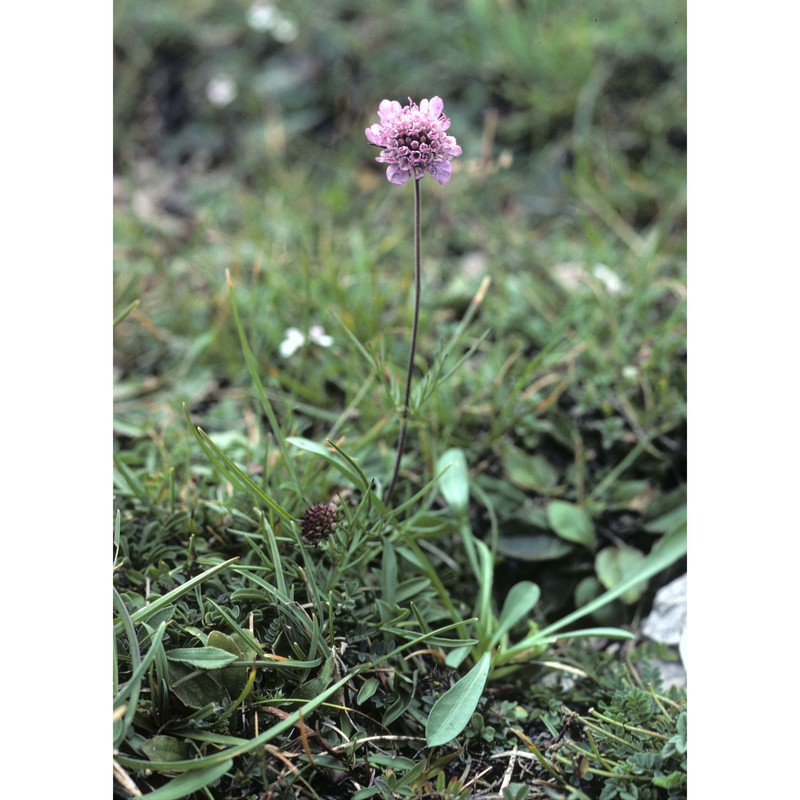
top-left (386, 177), bottom-right (422, 503)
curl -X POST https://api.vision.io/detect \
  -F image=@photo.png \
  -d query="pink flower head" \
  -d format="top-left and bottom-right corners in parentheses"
top-left (365, 96), bottom-right (462, 186)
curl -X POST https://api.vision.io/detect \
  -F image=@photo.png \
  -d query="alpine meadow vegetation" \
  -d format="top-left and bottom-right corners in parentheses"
top-left (114, 2), bottom-right (687, 797)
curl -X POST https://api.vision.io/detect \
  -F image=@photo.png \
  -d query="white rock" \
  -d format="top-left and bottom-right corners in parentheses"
top-left (643, 574), bottom-right (687, 646)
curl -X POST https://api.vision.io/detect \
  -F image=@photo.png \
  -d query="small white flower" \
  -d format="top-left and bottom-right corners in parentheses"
top-left (246, 3), bottom-right (298, 41)
top-left (279, 327), bottom-right (305, 358)
top-left (308, 325), bottom-right (333, 347)
top-left (279, 326), bottom-right (333, 358)
top-left (206, 75), bottom-right (237, 107)
top-left (591, 264), bottom-right (625, 295)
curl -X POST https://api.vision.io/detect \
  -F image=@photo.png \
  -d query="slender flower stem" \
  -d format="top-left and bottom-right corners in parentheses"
top-left (386, 178), bottom-right (422, 503)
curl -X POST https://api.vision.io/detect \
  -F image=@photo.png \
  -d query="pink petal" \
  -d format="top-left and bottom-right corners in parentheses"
top-left (387, 164), bottom-right (411, 185)
top-left (378, 99), bottom-right (402, 123)
top-left (428, 160), bottom-right (452, 185)
top-left (365, 125), bottom-right (383, 144)
top-left (429, 96), bottom-right (444, 117)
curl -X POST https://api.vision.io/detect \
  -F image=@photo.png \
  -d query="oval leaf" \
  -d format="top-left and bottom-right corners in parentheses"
top-left (493, 581), bottom-right (541, 644)
top-left (426, 652), bottom-right (491, 747)
top-left (595, 546), bottom-right (647, 604)
top-left (497, 532), bottom-right (574, 562)
top-left (546, 501), bottom-right (596, 548)
top-left (166, 646), bottom-right (239, 669)
top-left (140, 735), bottom-right (192, 763)
top-left (504, 447), bottom-right (559, 492)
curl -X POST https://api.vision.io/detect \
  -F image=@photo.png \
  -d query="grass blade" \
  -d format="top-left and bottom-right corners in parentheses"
top-left (137, 758), bottom-right (233, 799)
top-left (225, 269), bottom-right (303, 496)
top-left (286, 436), bottom-right (366, 490)
top-left (184, 405), bottom-right (294, 525)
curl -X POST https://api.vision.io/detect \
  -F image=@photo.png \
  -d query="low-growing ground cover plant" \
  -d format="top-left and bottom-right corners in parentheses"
top-left (114, 3), bottom-right (686, 797)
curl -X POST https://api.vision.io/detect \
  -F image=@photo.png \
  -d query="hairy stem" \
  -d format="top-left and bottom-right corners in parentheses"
top-left (386, 178), bottom-right (422, 503)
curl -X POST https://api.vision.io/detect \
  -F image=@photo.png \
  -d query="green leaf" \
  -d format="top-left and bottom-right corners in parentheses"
top-left (292, 655), bottom-right (335, 700)
top-left (357, 677), bottom-right (380, 705)
top-left (498, 523), bottom-right (687, 661)
top-left (138, 759), bottom-right (233, 799)
top-left (606, 479), bottom-right (652, 510)
top-left (444, 646), bottom-right (471, 669)
top-left (140, 736), bottom-right (192, 763)
top-left (504, 447), bottom-right (559, 492)
top-left (368, 756), bottom-right (417, 775)
top-left (286, 436), bottom-right (367, 490)
top-left (662, 710), bottom-right (687, 756)
top-left (166, 646), bottom-right (239, 669)
top-left (113, 557), bottom-right (238, 635)
top-left (493, 581), bottom-right (540, 644)
top-left (117, 619), bottom-right (474, 775)
top-left (185, 407), bottom-right (294, 525)
top-left (643, 486), bottom-right (686, 525)
top-left (652, 771), bottom-right (687, 789)
top-left (547, 501), bottom-right (596, 548)
top-left (327, 440), bottom-right (384, 510)
top-left (595, 546), bottom-right (647, 604)
top-left (426, 652), bottom-right (491, 747)
top-left (533, 626), bottom-right (635, 643)
top-left (436, 448), bottom-right (470, 514)
top-left (677, 709), bottom-right (687, 747)
top-left (168, 662), bottom-right (229, 709)
top-left (644, 502), bottom-right (687, 534)
top-left (206, 631), bottom-right (248, 696)
top-left (381, 541), bottom-right (397, 606)
top-left (473, 538), bottom-right (495, 641)
top-left (114, 617), bottom-right (168, 710)
top-left (497, 532), bottom-right (574, 562)
top-left (383, 673), bottom-right (416, 726)
top-left (573, 575), bottom-right (602, 609)
top-left (113, 298), bottom-right (141, 327)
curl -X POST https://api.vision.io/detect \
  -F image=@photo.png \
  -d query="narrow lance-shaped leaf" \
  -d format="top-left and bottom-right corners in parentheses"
top-left (286, 436), bottom-right (367, 490)
top-left (166, 647), bottom-right (240, 670)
